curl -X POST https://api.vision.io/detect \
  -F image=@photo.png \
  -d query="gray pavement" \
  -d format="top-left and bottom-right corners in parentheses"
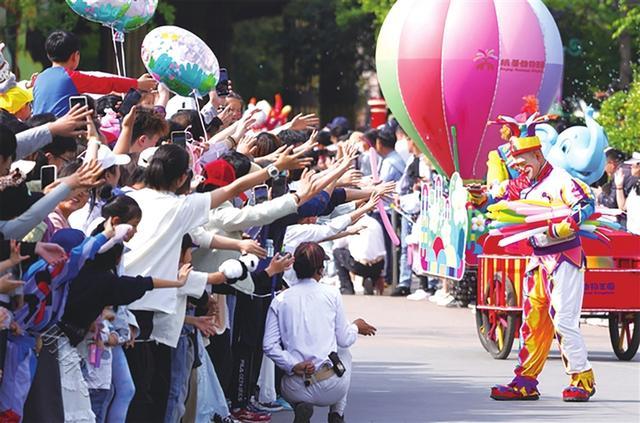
top-left (271, 295), bottom-right (640, 423)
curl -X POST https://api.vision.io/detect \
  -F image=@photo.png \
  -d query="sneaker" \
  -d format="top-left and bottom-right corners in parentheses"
top-left (407, 288), bottom-right (429, 301)
top-left (428, 288), bottom-right (444, 303)
top-left (275, 396), bottom-right (293, 411)
top-left (490, 378), bottom-right (540, 401)
top-left (231, 408), bottom-right (271, 422)
top-left (436, 293), bottom-right (455, 306)
top-left (328, 411), bottom-right (345, 423)
top-left (563, 369), bottom-right (595, 402)
top-left (293, 402), bottom-right (313, 423)
top-left (246, 403), bottom-right (272, 415)
top-left (390, 286), bottom-right (410, 297)
top-left (253, 401), bottom-right (283, 413)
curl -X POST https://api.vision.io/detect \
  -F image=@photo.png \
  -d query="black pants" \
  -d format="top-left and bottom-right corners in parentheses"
top-left (333, 247), bottom-right (385, 293)
top-left (230, 341), bottom-right (259, 409)
top-left (23, 343), bottom-right (64, 423)
top-left (125, 317), bottom-right (172, 423)
top-left (207, 329), bottom-right (233, 398)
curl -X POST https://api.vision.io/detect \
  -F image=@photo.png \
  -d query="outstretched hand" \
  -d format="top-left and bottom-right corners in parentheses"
top-left (353, 318), bottom-right (376, 336)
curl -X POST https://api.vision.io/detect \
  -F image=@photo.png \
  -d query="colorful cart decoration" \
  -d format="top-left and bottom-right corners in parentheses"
top-left (418, 173), bottom-right (469, 280)
top-left (475, 231), bottom-right (640, 360)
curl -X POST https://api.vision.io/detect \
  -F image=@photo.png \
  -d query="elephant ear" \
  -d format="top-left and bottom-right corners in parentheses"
top-left (582, 104), bottom-right (609, 151)
top-left (536, 123), bottom-right (558, 156)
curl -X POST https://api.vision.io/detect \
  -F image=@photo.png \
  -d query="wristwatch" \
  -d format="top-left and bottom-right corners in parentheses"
top-left (266, 164), bottom-right (280, 179)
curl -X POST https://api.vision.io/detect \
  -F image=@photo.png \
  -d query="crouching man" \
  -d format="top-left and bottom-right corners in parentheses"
top-left (263, 242), bottom-right (376, 423)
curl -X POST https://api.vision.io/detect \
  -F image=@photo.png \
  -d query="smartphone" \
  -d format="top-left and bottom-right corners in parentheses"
top-left (271, 173), bottom-right (288, 198)
top-left (253, 184), bottom-right (269, 204)
top-left (69, 95), bottom-right (87, 110)
top-left (119, 89), bottom-right (142, 116)
top-left (171, 131), bottom-right (188, 148)
top-left (40, 165), bottom-right (57, 189)
top-left (215, 68), bottom-right (229, 97)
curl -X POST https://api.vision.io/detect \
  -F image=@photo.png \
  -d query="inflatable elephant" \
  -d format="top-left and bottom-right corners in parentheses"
top-left (536, 106), bottom-right (609, 185)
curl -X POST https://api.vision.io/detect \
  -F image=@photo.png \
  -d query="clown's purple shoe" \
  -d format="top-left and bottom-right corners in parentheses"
top-left (490, 376), bottom-right (540, 401)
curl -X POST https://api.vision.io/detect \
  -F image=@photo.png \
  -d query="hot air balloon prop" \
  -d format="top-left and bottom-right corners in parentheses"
top-left (376, 0), bottom-right (564, 182)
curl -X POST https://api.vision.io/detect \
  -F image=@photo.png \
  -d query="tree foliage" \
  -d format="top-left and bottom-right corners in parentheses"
top-left (598, 72), bottom-right (640, 153)
top-left (545, 0), bottom-right (639, 97)
top-left (280, 0), bottom-right (377, 122)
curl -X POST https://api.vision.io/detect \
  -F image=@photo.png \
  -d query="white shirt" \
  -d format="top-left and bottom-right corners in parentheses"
top-left (282, 214), bottom-right (352, 286)
top-left (395, 137), bottom-right (411, 163)
top-left (190, 194), bottom-right (298, 330)
top-left (626, 190), bottom-right (640, 235)
top-left (282, 214), bottom-right (352, 255)
top-left (263, 278), bottom-right (358, 374)
top-left (334, 214), bottom-right (386, 263)
top-left (123, 188), bottom-right (210, 316)
top-left (152, 270), bottom-right (208, 348)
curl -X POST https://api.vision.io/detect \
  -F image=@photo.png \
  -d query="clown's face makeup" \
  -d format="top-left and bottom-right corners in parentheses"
top-left (513, 150), bottom-right (545, 180)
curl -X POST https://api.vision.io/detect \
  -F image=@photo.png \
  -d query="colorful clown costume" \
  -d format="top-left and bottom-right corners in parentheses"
top-left (483, 113), bottom-right (597, 402)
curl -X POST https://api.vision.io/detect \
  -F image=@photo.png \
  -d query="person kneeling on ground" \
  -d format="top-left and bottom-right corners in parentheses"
top-left (263, 242), bottom-right (376, 423)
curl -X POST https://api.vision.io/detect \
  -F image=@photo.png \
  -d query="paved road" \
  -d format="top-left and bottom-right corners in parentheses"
top-left (271, 295), bottom-right (640, 423)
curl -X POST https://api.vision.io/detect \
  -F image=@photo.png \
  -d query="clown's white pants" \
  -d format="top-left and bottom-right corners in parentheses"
top-left (281, 349), bottom-right (351, 415)
top-left (515, 261), bottom-right (591, 380)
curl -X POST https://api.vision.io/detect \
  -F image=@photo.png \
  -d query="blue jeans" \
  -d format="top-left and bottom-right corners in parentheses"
top-left (105, 346), bottom-right (135, 423)
top-left (89, 388), bottom-right (111, 423)
top-left (164, 334), bottom-right (195, 423)
top-left (197, 335), bottom-right (230, 421)
top-left (398, 216), bottom-right (413, 288)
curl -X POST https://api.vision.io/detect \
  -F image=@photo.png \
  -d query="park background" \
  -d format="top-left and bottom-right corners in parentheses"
top-left (1, 0), bottom-right (638, 154)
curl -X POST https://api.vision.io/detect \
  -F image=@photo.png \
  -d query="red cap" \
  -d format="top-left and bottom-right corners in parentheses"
top-left (202, 159), bottom-right (236, 188)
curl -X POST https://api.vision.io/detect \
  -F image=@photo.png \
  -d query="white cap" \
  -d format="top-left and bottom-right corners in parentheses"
top-left (166, 95), bottom-right (198, 119)
top-left (624, 152), bottom-right (640, 165)
top-left (137, 146), bottom-right (159, 168)
top-left (84, 144), bottom-right (131, 169)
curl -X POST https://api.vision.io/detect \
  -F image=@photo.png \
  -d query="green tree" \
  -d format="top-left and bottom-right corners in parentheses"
top-left (598, 73), bottom-right (640, 153)
top-left (281, 0), bottom-right (377, 123)
top-left (545, 0), bottom-right (639, 98)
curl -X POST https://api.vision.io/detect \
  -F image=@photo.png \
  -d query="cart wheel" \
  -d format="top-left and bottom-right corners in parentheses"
top-left (475, 273), bottom-right (518, 359)
top-left (608, 312), bottom-right (640, 361)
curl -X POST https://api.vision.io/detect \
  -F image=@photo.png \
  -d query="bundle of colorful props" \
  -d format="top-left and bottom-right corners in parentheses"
top-left (486, 199), bottom-right (621, 247)
top-left (246, 94), bottom-right (292, 131)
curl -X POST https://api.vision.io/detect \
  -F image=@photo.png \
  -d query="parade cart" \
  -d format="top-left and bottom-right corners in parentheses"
top-left (475, 231), bottom-right (640, 361)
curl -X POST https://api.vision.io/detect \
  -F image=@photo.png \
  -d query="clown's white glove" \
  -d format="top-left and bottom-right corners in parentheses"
top-left (220, 254), bottom-right (258, 284)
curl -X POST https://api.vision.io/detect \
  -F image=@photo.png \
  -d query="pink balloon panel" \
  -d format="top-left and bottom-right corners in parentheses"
top-left (384, 0), bottom-right (563, 181)
top-left (397, 0), bottom-right (455, 176)
top-left (441, 0), bottom-right (500, 180)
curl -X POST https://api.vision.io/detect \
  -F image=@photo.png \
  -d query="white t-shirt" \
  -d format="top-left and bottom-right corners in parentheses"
top-left (334, 214), bottom-right (386, 263)
top-left (152, 270), bottom-right (208, 348)
top-left (626, 190), bottom-right (640, 235)
top-left (123, 188), bottom-right (210, 315)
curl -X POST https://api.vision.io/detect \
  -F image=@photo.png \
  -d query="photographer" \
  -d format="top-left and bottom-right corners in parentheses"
top-left (263, 242), bottom-right (376, 423)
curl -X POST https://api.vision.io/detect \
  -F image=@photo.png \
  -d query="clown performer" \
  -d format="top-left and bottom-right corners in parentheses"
top-left (472, 112), bottom-right (596, 402)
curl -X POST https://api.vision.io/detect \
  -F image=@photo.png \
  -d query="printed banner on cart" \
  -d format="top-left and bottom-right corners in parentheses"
top-left (418, 173), bottom-right (468, 280)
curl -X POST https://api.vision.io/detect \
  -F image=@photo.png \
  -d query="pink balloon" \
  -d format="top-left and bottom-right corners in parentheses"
top-left (378, 0), bottom-right (564, 180)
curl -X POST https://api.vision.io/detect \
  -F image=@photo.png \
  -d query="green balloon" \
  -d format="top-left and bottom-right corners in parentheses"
top-left (375, 0), bottom-right (444, 176)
